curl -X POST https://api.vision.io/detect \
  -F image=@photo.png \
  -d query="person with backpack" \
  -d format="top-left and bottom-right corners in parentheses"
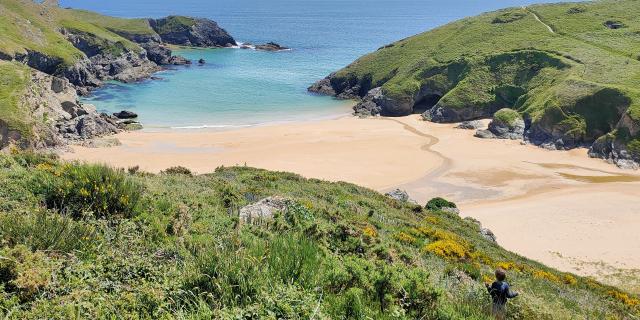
top-left (486, 268), bottom-right (519, 319)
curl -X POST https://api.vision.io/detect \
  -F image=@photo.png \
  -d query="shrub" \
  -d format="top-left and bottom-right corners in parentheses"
top-left (0, 210), bottom-right (95, 253)
top-left (395, 232), bottom-right (417, 244)
top-left (32, 163), bottom-right (143, 219)
top-left (161, 166), bottom-right (193, 176)
top-left (423, 240), bottom-right (468, 260)
top-left (0, 246), bottom-right (54, 302)
top-left (426, 197), bottom-right (457, 211)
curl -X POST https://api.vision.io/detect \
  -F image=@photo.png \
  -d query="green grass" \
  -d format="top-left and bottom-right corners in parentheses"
top-left (0, 61), bottom-right (33, 145)
top-left (327, 0), bottom-right (640, 145)
top-left (493, 108), bottom-right (522, 127)
top-left (0, 0), bottom-right (155, 64)
top-left (152, 16), bottom-right (198, 35)
top-left (66, 9), bottom-right (155, 36)
top-left (0, 153), bottom-right (637, 318)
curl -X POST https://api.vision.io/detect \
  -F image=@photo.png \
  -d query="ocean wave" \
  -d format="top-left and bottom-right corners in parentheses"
top-left (170, 124), bottom-right (255, 129)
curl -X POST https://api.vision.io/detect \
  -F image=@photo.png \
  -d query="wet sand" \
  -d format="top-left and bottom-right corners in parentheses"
top-left (62, 115), bottom-right (640, 285)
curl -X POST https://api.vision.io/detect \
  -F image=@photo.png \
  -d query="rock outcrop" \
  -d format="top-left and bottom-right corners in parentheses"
top-left (149, 16), bottom-right (236, 48)
top-left (239, 196), bottom-right (291, 225)
top-left (474, 108), bottom-right (525, 140)
top-left (5, 69), bottom-right (123, 149)
top-left (455, 120), bottom-right (484, 130)
top-left (385, 189), bottom-right (410, 202)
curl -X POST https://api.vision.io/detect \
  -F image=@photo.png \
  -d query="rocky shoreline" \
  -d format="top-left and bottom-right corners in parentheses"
top-left (309, 80), bottom-right (640, 170)
top-left (0, 8), bottom-right (240, 150)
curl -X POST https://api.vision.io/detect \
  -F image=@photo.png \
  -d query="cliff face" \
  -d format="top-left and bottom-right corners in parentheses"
top-left (0, 0), bottom-right (237, 149)
top-left (0, 61), bottom-right (122, 149)
top-left (310, 1), bottom-right (640, 168)
top-left (149, 16), bottom-right (237, 47)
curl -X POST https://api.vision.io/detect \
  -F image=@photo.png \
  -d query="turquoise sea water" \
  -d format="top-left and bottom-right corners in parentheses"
top-left (61, 0), bottom-right (571, 129)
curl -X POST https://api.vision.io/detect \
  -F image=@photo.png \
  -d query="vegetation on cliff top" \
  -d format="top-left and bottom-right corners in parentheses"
top-left (324, 0), bottom-right (640, 149)
top-left (0, 152), bottom-right (637, 319)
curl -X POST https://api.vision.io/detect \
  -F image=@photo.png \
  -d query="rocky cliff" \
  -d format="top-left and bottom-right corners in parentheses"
top-left (0, 0), bottom-right (237, 149)
top-left (149, 16), bottom-right (236, 47)
top-left (310, 1), bottom-right (640, 168)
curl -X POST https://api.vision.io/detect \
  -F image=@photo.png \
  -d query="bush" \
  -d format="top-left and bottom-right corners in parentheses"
top-left (161, 166), bottom-right (193, 176)
top-left (0, 210), bottom-right (95, 253)
top-left (423, 240), bottom-right (469, 260)
top-left (0, 246), bottom-right (54, 302)
top-left (32, 163), bottom-right (143, 219)
top-left (426, 197), bottom-right (457, 211)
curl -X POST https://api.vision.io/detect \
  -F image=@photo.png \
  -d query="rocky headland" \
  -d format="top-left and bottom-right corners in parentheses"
top-left (0, 0), bottom-right (237, 150)
top-left (309, 0), bottom-right (640, 169)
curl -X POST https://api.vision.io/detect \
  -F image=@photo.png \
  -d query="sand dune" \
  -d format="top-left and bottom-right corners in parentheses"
top-left (62, 115), bottom-right (640, 286)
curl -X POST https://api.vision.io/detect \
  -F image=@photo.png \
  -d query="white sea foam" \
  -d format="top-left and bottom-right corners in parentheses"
top-left (170, 124), bottom-right (255, 129)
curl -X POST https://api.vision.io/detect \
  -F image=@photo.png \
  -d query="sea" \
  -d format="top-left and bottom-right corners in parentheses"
top-left (59, 0), bottom-right (569, 129)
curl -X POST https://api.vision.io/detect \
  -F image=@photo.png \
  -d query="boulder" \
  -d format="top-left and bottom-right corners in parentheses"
top-left (198, 58), bottom-right (206, 64)
top-left (604, 20), bottom-right (625, 29)
top-left (74, 114), bottom-right (120, 139)
top-left (385, 189), bottom-right (410, 202)
top-left (481, 228), bottom-right (497, 243)
top-left (113, 110), bottom-right (138, 119)
top-left (61, 101), bottom-right (88, 118)
top-left (455, 120), bottom-right (483, 130)
top-left (239, 196), bottom-right (291, 225)
top-left (51, 77), bottom-right (67, 93)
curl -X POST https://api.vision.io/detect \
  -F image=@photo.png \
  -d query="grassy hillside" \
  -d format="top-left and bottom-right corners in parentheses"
top-left (322, 0), bottom-right (640, 151)
top-left (0, 152), bottom-right (637, 319)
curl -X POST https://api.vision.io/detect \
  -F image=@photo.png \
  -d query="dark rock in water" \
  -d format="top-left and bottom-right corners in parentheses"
top-left (385, 189), bottom-right (410, 202)
top-left (240, 42), bottom-right (253, 49)
top-left (168, 55), bottom-right (191, 65)
top-left (113, 110), bottom-right (138, 119)
top-left (198, 58), bottom-right (206, 64)
top-left (604, 20), bottom-right (625, 29)
top-left (149, 16), bottom-right (236, 47)
top-left (308, 76), bottom-right (336, 96)
top-left (455, 120), bottom-right (483, 130)
top-left (255, 42), bottom-right (289, 51)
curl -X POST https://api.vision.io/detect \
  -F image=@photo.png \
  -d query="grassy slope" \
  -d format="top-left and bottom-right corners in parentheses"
top-left (0, 61), bottom-right (32, 142)
top-left (331, 0), bottom-right (640, 143)
top-left (0, 153), bottom-right (637, 319)
top-left (0, 0), bottom-right (159, 65)
top-left (152, 16), bottom-right (198, 34)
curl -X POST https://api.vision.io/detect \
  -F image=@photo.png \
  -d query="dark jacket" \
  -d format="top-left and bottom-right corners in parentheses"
top-left (487, 281), bottom-right (518, 305)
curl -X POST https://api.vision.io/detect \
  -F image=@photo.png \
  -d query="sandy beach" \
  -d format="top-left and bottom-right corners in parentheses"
top-left (62, 115), bottom-right (640, 288)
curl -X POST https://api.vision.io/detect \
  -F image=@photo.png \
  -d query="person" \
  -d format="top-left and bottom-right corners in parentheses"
top-left (486, 268), bottom-right (518, 319)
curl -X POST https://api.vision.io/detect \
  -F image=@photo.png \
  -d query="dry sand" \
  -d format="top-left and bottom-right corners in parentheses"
top-left (62, 115), bottom-right (640, 285)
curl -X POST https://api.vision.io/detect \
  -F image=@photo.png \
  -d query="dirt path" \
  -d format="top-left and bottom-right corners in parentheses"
top-left (525, 7), bottom-right (555, 34)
